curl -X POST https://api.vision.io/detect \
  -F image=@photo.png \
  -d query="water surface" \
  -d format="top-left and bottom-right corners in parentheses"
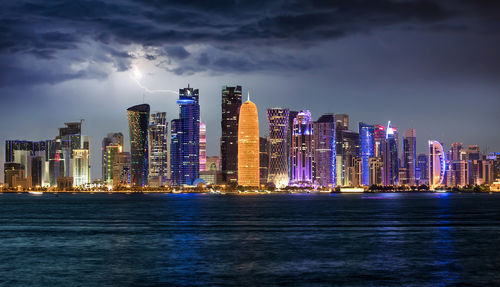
top-left (1, 193), bottom-right (500, 286)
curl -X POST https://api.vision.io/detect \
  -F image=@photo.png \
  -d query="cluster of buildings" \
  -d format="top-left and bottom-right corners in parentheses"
top-left (3, 84), bottom-right (500, 190)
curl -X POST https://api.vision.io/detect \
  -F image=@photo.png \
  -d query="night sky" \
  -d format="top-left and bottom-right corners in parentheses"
top-left (1, 0), bottom-right (499, 180)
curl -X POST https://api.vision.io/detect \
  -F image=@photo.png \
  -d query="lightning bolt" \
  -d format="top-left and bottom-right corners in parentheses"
top-left (129, 65), bottom-right (178, 95)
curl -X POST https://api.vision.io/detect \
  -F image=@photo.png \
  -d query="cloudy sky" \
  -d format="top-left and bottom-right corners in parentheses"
top-left (1, 0), bottom-right (499, 180)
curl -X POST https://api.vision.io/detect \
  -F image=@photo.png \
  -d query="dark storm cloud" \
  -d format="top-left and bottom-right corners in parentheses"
top-left (0, 0), bottom-right (498, 85)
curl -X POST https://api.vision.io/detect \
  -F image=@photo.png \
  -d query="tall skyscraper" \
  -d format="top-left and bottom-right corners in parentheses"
top-left (373, 124), bottom-right (386, 158)
top-left (449, 142), bottom-right (467, 186)
top-left (259, 137), bottom-right (269, 185)
top-left (199, 121), bottom-right (207, 172)
top-left (149, 112), bottom-right (168, 186)
top-left (102, 132), bottom-right (123, 185)
top-left (127, 104), bottom-right (150, 187)
top-left (287, 110), bottom-right (299, 182)
top-left (466, 145), bottom-right (480, 185)
top-left (429, 140), bottom-right (446, 189)
top-left (220, 85), bottom-right (242, 185)
top-left (266, 108), bottom-right (290, 188)
top-left (170, 119), bottom-right (180, 185)
top-left (338, 130), bottom-right (360, 186)
top-left (359, 123), bottom-right (374, 186)
top-left (314, 114), bottom-right (336, 188)
top-left (112, 152), bottom-right (131, 187)
top-left (416, 153), bottom-right (428, 185)
top-left (171, 85), bottom-right (200, 185)
top-left (382, 121), bottom-right (399, 186)
top-left (238, 93), bottom-right (259, 187)
top-left (335, 114), bottom-right (349, 131)
top-left (290, 110), bottom-right (314, 186)
top-left (403, 128), bottom-right (417, 186)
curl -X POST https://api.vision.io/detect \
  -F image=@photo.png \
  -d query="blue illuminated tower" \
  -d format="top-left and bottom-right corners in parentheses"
top-left (171, 85), bottom-right (200, 185)
top-left (359, 123), bottom-right (374, 186)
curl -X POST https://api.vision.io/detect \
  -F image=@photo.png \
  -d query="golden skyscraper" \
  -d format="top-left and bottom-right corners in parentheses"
top-left (238, 92), bottom-right (260, 187)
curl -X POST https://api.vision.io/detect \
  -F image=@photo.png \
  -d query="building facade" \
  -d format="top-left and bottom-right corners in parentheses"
top-left (314, 114), bottom-right (336, 188)
top-left (127, 104), bottom-right (150, 187)
top-left (429, 140), bottom-right (446, 189)
top-left (290, 110), bottom-right (314, 186)
top-left (220, 85), bottom-right (242, 185)
top-left (237, 94), bottom-right (260, 187)
top-left (382, 121), bottom-right (399, 186)
top-left (359, 123), bottom-right (374, 186)
top-left (403, 128), bottom-right (417, 186)
top-left (149, 112), bottom-right (168, 186)
top-left (266, 108), bottom-right (290, 188)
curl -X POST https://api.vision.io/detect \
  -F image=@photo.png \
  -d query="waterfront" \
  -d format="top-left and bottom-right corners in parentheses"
top-left (1, 193), bottom-right (500, 286)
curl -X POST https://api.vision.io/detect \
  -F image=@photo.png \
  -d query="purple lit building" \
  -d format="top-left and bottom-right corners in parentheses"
top-left (290, 110), bottom-right (314, 186)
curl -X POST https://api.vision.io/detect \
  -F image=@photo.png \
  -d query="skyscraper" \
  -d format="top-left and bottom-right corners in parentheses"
top-left (287, 110), bottom-right (299, 182)
top-left (429, 140), bottom-right (446, 189)
top-left (171, 85), bottom-right (200, 185)
top-left (290, 110), bottom-right (314, 186)
top-left (449, 142), bottom-right (467, 186)
top-left (403, 128), bottom-right (417, 186)
top-left (238, 93), bottom-right (259, 187)
top-left (259, 137), bottom-right (269, 185)
top-left (266, 108), bottom-right (290, 188)
top-left (466, 145), bottom-right (480, 185)
top-left (170, 119), bottom-right (180, 185)
top-left (102, 132), bottom-right (123, 185)
top-left (314, 114), bottom-right (336, 188)
top-left (416, 153), bottom-right (428, 185)
top-left (220, 85), bottom-right (242, 185)
top-left (338, 130), bottom-right (360, 186)
top-left (359, 123), bottom-right (374, 186)
top-left (382, 121), bottom-right (399, 186)
top-left (127, 104), bottom-right (150, 187)
top-left (5, 140), bottom-right (46, 186)
top-left (149, 112), bottom-right (168, 186)
top-left (199, 121), bottom-right (207, 172)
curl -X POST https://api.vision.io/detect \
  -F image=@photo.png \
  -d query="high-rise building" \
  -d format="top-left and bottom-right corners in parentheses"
top-left (127, 104), bottom-right (150, 187)
top-left (102, 133), bottom-right (123, 185)
top-left (266, 108), bottom-right (290, 188)
top-left (314, 114), bottom-right (336, 188)
top-left (335, 114), bottom-right (349, 131)
top-left (429, 140), bottom-right (446, 189)
top-left (5, 140), bottom-right (46, 186)
top-left (220, 85), bottom-right (242, 185)
top-left (290, 110), bottom-right (314, 186)
top-left (45, 121), bottom-right (90, 187)
top-left (373, 124), bottom-right (386, 158)
top-left (199, 122), bottom-right (207, 172)
top-left (259, 137), bottom-right (269, 186)
top-left (170, 119), bottom-right (180, 185)
top-left (171, 85), bottom-right (200, 186)
top-left (148, 112), bottom-right (168, 187)
top-left (449, 142), bottom-right (467, 187)
top-left (416, 153), bottom-right (428, 185)
top-left (338, 130), bottom-right (360, 186)
top-left (466, 145), bottom-right (480, 185)
top-left (382, 121), bottom-right (399, 186)
top-left (287, 110), bottom-right (299, 181)
top-left (112, 152), bottom-right (131, 187)
top-left (237, 93), bottom-right (259, 187)
top-left (403, 128), bottom-right (417, 186)
top-left (369, 157), bottom-right (383, 185)
top-left (359, 123), bottom-right (374, 186)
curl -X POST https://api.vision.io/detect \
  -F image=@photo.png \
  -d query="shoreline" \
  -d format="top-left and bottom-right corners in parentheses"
top-left (0, 190), bottom-right (497, 194)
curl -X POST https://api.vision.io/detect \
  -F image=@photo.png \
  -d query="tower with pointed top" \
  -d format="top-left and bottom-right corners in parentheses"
top-left (238, 91), bottom-right (260, 187)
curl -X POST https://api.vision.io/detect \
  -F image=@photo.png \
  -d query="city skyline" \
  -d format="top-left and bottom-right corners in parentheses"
top-left (1, 1), bottom-right (500, 181)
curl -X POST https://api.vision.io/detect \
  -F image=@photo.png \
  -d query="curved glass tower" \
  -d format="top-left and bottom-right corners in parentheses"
top-left (127, 104), bottom-right (150, 187)
top-left (428, 140), bottom-right (446, 189)
top-left (266, 108), bottom-right (290, 188)
top-left (238, 93), bottom-right (260, 187)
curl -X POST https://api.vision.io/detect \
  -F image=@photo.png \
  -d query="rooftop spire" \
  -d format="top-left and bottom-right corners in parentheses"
top-left (247, 90), bottom-right (250, 102)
